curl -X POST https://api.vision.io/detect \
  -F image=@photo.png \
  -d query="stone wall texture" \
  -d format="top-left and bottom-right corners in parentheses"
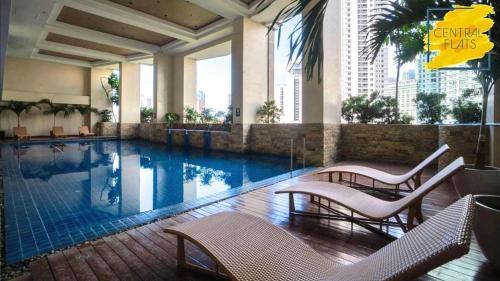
top-left (340, 124), bottom-right (439, 166)
top-left (250, 124), bottom-right (341, 166)
top-left (97, 122), bottom-right (118, 137)
top-left (119, 123), bottom-right (139, 139)
top-left (136, 123), bottom-right (488, 169)
top-left (438, 125), bottom-right (489, 168)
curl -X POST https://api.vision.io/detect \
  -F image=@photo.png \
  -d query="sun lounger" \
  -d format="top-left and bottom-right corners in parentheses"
top-left (13, 127), bottom-right (30, 139)
top-left (318, 144), bottom-right (450, 194)
top-left (52, 126), bottom-right (66, 138)
top-left (79, 126), bottom-right (95, 137)
top-left (165, 195), bottom-right (474, 281)
top-left (276, 157), bottom-right (464, 238)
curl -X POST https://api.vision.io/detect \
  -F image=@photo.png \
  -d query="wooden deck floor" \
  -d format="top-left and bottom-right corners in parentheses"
top-left (10, 162), bottom-right (500, 281)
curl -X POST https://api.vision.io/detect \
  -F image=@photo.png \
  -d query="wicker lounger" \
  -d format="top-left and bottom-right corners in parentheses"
top-left (52, 126), bottom-right (66, 138)
top-left (276, 157), bottom-right (464, 238)
top-left (79, 126), bottom-right (96, 137)
top-left (165, 195), bottom-right (474, 281)
top-left (318, 144), bottom-right (450, 194)
top-left (13, 127), bottom-right (30, 139)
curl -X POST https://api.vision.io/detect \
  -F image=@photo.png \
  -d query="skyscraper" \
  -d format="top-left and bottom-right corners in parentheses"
top-left (341, 0), bottom-right (358, 98)
top-left (292, 64), bottom-right (302, 122)
top-left (356, 0), bottom-right (389, 96)
top-left (417, 55), bottom-right (482, 105)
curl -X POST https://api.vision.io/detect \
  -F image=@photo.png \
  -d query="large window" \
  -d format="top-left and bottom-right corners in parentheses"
top-left (274, 16), bottom-right (302, 123)
top-left (196, 55), bottom-right (231, 113)
top-left (140, 64), bottom-right (153, 108)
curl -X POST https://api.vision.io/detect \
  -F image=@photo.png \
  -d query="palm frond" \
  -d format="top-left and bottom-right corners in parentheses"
top-left (265, 0), bottom-right (329, 82)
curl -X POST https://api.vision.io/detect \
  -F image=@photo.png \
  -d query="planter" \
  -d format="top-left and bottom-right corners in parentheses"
top-left (452, 165), bottom-right (500, 197)
top-left (474, 195), bottom-right (500, 270)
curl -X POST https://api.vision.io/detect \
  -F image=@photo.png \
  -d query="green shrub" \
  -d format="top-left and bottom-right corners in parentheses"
top-left (256, 101), bottom-right (281, 124)
top-left (164, 112), bottom-right (180, 128)
top-left (451, 89), bottom-right (482, 124)
top-left (100, 109), bottom-right (113, 122)
top-left (415, 92), bottom-right (448, 124)
top-left (140, 107), bottom-right (154, 123)
top-left (184, 106), bottom-right (200, 123)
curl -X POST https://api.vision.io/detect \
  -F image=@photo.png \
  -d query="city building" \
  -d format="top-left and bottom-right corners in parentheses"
top-left (383, 73), bottom-right (418, 121)
top-left (341, 0), bottom-right (358, 98)
top-left (357, 0), bottom-right (389, 96)
top-left (196, 90), bottom-right (206, 112)
top-left (417, 55), bottom-right (482, 105)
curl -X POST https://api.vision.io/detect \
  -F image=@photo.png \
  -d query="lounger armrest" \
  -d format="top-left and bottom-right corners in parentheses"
top-left (326, 195), bottom-right (475, 281)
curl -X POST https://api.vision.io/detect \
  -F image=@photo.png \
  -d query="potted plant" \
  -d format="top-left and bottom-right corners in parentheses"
top-left (0, 100), bottom-right (40, 136)
top-left (164, 112), bottom-right (180, 128)
top-left (256, 101), bottom-right (281, 124)
top-left (42, 101), bottom-right (75, 137)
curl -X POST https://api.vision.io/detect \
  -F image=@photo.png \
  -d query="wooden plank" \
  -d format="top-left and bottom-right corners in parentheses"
top-left (30, 258), bottom-right (55, 281)
top-left (77, 244), bottom-right (120, 281)
top-left (46, 252), bottom-right (77, 281)
top-left (62, 248), bottom-right (99, 281)
top-left (91, 239), bottom-right (141, 281)
top-left (102, 236), bottom-right (161, 281)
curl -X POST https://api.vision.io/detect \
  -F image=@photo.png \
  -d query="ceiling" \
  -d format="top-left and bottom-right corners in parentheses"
top-left (7, 0), bottom-right (291, 68)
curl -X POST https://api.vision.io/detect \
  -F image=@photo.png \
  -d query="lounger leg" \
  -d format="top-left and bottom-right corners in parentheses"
top-left (339, 172), bottom-right (343, 182)
top-left (407, 205), bottom-right (417, 230)
top-left (415, 199), bottom-right (424, 223)
top-left (289, 193), bottom-right (295, 213)
top-left (415, 172), bottom-right (422, 189)
top-left (177, 236), bottom-right (186, 268)
top-left (328, 172), bottom-right (333, 183)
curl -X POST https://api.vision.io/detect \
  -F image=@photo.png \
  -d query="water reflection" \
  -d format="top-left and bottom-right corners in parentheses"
top-left (11, 140), bottom-right (289, 219)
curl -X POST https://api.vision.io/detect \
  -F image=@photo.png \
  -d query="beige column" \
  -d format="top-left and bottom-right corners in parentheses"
top-left (172, 56), bottom-right (197, 120)
top-left (119, 62), bottom-right (140, 123)
top-left (231, 17), bottom-right (268, 124)
top-left (90, 67), bottom-right (113, 131)
top-left (153, 52), bottom-right (173, 122)
top-left (267, 30), bottom-right (275, 101)
top-left (489, 81), bottom-right (500, 166)
top-left (301, 0), bottom-right (342, 124)
top-left (299, 1), bottom-right (342, 166)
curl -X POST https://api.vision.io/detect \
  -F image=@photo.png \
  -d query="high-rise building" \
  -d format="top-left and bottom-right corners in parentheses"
top-left (417, 55), bottom-right (482, 105)
top-left (383, 72), bottom-right (418, 121)
top-left (356, 0), bottom-right (389, 96)
top-left (196, 91), bottom-right (206, 112)
top-left (291, 64), bottom-right (302, 122)
top-left (341, 0), bottom-right (358, 98)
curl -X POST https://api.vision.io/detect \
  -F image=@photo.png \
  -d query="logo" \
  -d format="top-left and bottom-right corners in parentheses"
top-left (425, 4), bottom-right (494, 70)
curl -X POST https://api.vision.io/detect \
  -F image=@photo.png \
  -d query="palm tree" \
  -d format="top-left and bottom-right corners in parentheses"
top-left (264, 0), bottom-right (499, 168)
top-left (73, 105), bottom-right (100, 126)
top-left (44, 102), bottom-right (75, 127)
top-left (0, 100), bottom-right (40, 128)
top-left (386, 23), bottom-right (426, 119)
top-left (364, 0), bottom-right (500, 168)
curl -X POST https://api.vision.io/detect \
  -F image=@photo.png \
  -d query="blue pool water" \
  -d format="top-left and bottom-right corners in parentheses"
top-left (2, 140), bottom-right (306, 264)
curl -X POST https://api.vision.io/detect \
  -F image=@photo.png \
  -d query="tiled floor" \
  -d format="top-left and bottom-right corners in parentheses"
top-left (8, 161), bottom-right (500, 280)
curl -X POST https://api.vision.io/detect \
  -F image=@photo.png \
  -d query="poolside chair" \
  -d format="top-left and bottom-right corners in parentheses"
top-left (165, 195), bottom-right (474, 281)
top-left (276, 157), bottom-right (464, 238)
top-left (318, 144), bottom-right (450, 194)
top-left (79, 126), bottom-right (95, 137)
top-left (13, 127), bottom-right (30, 139)
top-left (52, 126), bottom-right (66, 138)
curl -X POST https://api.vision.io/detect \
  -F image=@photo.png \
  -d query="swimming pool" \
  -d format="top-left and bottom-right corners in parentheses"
top-left (2, 140), bottom-right (307, 264)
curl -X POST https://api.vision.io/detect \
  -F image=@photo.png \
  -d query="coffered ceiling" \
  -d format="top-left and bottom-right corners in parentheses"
top-left (7, 0), bottom-right (292, 68)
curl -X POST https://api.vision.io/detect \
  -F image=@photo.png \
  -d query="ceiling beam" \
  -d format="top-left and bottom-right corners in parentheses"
top-left (250, 0), bottom-right (293, 24)
top-left (58, 0), bottom-right (197, 42)
top-left (45, 22), bottom-right (160, 54)
top-left (31, 51), bottom-right (93, 68)
top-left (188, 0), bottom-right (251, 20)
top-left (37, 41), bottom-right (125, 62)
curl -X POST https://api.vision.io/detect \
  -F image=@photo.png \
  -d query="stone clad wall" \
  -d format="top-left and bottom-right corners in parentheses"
top-left (136, 123), bottom-right (486, 169)
top-left (249, 124), bottom-right (341, 166)
top-left (438, 125), bottom-right (489, 168)
top-left (340, 124), bottom-right (439, 165)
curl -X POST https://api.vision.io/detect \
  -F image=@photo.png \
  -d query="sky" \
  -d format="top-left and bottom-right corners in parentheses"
top-left (196, 55), bottom-right (232, 112)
